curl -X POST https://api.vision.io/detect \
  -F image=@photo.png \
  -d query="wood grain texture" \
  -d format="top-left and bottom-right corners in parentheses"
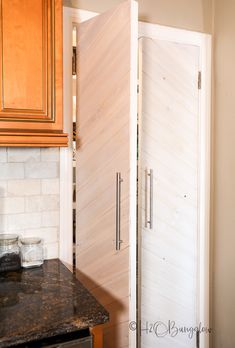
top-left (0, 0), bottom-right (50, 120)
top-left (0, 0), bottom-right (67, 146)
top-left (2, 0), bottom-right (44, 111)
top-left (0, 131), bottom-right (68, 147)
top-left (91, 325), bottom-right (104, 348)
top-left (140, 38), bottom-right (200, 348)
top-left (76, 2), bottom-right (138, 347)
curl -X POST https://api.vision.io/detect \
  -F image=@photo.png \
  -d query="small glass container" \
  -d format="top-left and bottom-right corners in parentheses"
top-left (20, 238), bottom-right (44, 268)
top-left (0, 234), bottom-right (21, 272)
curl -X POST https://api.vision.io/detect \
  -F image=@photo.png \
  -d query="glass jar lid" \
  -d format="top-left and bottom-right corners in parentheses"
top-left (0, 234), bottom-right (19, 246)
top-left (20, 238), bottom-right (42, 245)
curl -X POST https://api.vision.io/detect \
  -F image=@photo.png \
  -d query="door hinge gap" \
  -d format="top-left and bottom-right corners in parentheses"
top-left (72, 46), bottom-right (77, 75)
top-left (198, 71), bottom-right (202, 90)
top-left (196, 330), bottom-right (200, 348)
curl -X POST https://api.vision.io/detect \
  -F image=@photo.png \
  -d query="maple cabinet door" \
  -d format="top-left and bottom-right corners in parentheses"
top-left (76, 2), bottom-right (138, 348)
top-left (0, 0), bottom-right (67, 147)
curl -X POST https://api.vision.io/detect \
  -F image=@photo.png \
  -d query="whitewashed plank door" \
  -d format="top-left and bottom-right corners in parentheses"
top-left (76, 2), bottom-right (138, 348)
top-left (139, 37), bottom-right (200, 348)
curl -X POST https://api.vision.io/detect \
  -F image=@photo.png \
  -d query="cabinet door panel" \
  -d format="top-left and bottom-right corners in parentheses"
top-left (76, 2), bottom-right (138, 347)
top-left (2, 0), bottom-right (44, 111)
top-left (0, 0), bottom-right (65, 143)
top-left (0, 0), bottom-right (50, 120)
top-left (140, 36), bottom-right (200, 348)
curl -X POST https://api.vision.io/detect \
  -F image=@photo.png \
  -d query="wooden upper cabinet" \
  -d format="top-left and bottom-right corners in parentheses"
top-left (0, 0), bottom-right (68, 147)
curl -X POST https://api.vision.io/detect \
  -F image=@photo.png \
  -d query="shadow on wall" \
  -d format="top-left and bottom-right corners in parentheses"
top-left (76, 268), bottom-right (125, 348)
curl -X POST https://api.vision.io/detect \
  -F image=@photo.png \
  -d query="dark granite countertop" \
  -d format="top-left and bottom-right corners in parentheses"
top-left (0, 259), bottom-right (109, 347)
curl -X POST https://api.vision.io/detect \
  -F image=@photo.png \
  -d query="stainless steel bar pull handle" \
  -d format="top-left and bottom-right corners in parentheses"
top-left (145, 168), bottom-right (153, 229)
top-left (116, 172), bottom-right (123, 251)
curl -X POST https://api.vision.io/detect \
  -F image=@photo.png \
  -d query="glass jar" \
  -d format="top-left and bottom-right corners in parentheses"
top-left (20, 238), bottom-right (44, 268)
top-left (0, 234), bottom-right (21, 272)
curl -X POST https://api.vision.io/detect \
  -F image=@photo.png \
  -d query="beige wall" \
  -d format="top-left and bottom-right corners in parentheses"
top-left (63, 0), bottom-right (235, 347)
top-left (63, 0), bottom-right (213, 32)
top-left (212, 0), bottom-right (235, 347)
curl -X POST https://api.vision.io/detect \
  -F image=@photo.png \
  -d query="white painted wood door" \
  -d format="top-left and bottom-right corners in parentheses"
top-left (76, 2), bottom-right (138, 347)
top-left (139, 37), bottom-right (200, 348)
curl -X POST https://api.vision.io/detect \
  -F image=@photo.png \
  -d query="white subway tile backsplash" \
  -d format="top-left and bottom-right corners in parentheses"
top-left (0, 215), bottom-right (7, 232)
top-left (24, 227), bottom-right (58, 244)
top-left (25, 162), bottom-right (58, 179)
top-left (25, 195), bottom-right (59, 212)
top-left (0, 197), bottom-right (24, 214)
top-left (0, 163), bottom-right (24, 180)
top-left (8, 179), bottom-right (41, 196)
top-left (0, 148), bottom-right (60, 260)
top-left (41, 148), bottom-right (60, 162)
top-left (25, 196), bottom-right (41, 212)
top-left (0, 148), bottom-right (7, 162)
top-left (8, 148), bottom-right (40, 163)
top-left (42, 179), bottom-right (59, 194)
top-left (44, 242), bottom-right (59, 259)
top-left (42, 211), bottom-right (59, 227)
top-left (0, 181), bottom-right (7, 197)
top-left (7, 213), bottom-right (42, 231)
top-left (42, 196), bottom-right (60, 211)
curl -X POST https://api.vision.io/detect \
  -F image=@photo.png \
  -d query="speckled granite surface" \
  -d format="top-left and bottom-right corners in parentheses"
top-left (0, 259), bottom-right (109, 347)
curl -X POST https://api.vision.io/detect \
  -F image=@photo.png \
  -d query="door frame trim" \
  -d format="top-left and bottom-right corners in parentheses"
top-left (138, 21), bottom-right (211, 348)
